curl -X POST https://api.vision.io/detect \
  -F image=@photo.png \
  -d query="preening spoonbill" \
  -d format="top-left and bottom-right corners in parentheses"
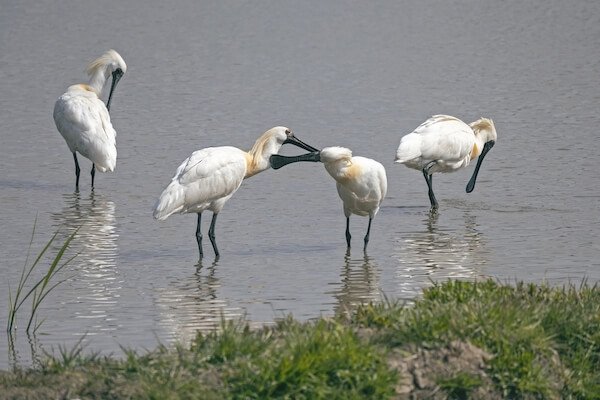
top-left (273, 146), bottom-right (389, 251)
top-left (395, 115), bottom-right (497, 210)
top-left (320, 147), bottom-right (387, 250)
top-left (271, 147), bottom-right (387, 250)
top-left (53, 49), bottom-right (127, 189)
top-left (153, 127), bottom-right (318, 259)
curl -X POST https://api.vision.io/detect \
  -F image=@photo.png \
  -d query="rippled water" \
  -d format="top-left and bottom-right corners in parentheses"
top-left (1, 0), bottom-right (600, 368)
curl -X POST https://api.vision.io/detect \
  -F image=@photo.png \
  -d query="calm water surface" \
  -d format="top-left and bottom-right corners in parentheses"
top-left (1, 0), bottom-right (599, 368)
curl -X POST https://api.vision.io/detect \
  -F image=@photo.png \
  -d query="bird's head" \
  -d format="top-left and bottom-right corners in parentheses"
top-left (267, 126), bottom-right (319, 152)
top-left (466, 117), bottom-right (497, 193)
top-left (86, 49), bottom-right (127, 111)
top-left (258, 126), bottom-right (320, 155)
top-left (470, 117), bottom-right (497, 146)
top-left (319, 146), bottom-right (353, 164)
top-left (248, 127), bottom-right (320, 173)
top-left (86, 49), bottom-right (127, 80)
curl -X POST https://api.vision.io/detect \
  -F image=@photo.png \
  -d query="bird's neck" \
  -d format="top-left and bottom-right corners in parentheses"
top-left (469, 119), bottom-right (496, 160)
top-left (469, 137), bottom-right (483, 160)
top-left (471, 133), bottom-right (493, 160)
top-left (324, 159), bottom-right (355, 183)
top-left (244, 151), bottom-right (268, 178)
top-left (244, 134), bottom-right (281, 178)
top-left (87, 68), bottom-right (110, 96)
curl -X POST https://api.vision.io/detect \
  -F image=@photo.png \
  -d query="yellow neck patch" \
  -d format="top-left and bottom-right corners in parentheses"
top-left (75, 84), bottom-right (98, 95)
top-left (470, 143), bottom-right (480, 160)
top-left (244, 153), bottom-right (259, 178)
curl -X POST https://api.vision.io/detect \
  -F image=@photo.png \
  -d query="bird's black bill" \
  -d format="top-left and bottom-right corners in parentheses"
top-left (106, 68), bottom-right (124, 112)
top-left (466, 140), bottom-right (495, 193)
top-left (283, 136), bottom-right (320, 152)
top-left (270, 152), bottom-right (321, 170)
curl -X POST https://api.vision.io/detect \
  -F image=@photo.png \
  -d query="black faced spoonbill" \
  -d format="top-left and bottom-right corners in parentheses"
top-left (153, 127), bottom-right (319, 259)
top-left (53, 49), bottom-right (127, 189)
top-left (395, 115), bottom-right (497, 210)
top-left (272, 146), bottom-right (388, 251)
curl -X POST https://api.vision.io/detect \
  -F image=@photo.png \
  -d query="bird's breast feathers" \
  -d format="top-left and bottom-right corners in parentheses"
top-left (336, 162), bottom-right (362, 184)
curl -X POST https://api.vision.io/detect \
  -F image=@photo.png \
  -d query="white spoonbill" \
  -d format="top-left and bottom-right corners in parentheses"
top-left (395, 115), bottom-right (497, 210)
top-left (53, 49), bottom-right (127, 189)
top-left (321, 147), bottom-right (387, 250)
top-left (272, 147), bottom-right (387, 250)
top-left (153, 126), bottom-right (319, 259)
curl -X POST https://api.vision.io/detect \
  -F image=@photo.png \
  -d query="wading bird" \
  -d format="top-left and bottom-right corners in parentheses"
top-left (321, 147), bottom-right (387, 251)
top-left (272, 147), bottom-right (387, 251)
top-left (153, 127), bottom-right (318, 259)
top-left (395, 115), bottom-right (497, 210)
top-left (53, 49), bottom-right (127, 189)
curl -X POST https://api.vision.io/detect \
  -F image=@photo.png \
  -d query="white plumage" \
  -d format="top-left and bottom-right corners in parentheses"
top-left (153, 126), bottom-right (318, 259)
top-left (320, 146), bottom-right (387, 250)
top-left (153, 146), bottom-right (247, 220)
top-left (395, 114), bottom-right (497, 209)
top-left (53, 49), bottom-right (127, 189)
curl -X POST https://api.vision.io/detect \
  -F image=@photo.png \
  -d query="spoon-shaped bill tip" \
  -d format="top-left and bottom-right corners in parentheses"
top-left (270, 152), bottom-right (321, 170)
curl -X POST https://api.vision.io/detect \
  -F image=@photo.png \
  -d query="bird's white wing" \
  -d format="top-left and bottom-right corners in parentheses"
top-left (415, 115), bottom-right (474, 162)
top-left (376, 161), bottom-right (388, 203)
top-left (54, 92), bottom-right (117, 171)
top-left (154, 147), bottom-right (248, 219)
top-left (175, 146), bottom-right (247, 206)
top-left (395, 116), bottom-right (462, 163)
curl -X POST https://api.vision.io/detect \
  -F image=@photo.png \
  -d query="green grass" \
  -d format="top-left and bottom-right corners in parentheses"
top-left (354, 279), bottom-right (600, 398)
top-left (436, 371), bottom-right (484, 399)
top-left (3, 280), bottom-right (600, 399)
top-left (6, 222), bottom-right (78, 334)
top-left (220, 317), bottom-right (396, 399)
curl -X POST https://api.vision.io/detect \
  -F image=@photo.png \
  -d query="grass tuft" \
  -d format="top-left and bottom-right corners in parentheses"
top-left (437, 371), bottom-right (484, 399)
top-left (6, 223), bottom-right (79, 334)
top-left (223, 318), bottom-right (397, 399)
top-left (353, 279), bottom-right (600, 398)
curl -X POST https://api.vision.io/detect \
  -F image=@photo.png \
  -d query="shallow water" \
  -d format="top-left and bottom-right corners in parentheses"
top-left (1, 0), bottom-right (600, 368)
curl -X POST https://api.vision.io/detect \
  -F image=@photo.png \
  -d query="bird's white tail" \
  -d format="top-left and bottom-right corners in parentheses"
top-left (153, 181), bottom-right (185, 220)
top-left (90, 147), bottom-right (117, 172)
top-left (395, 133), bottom-right (422, 163)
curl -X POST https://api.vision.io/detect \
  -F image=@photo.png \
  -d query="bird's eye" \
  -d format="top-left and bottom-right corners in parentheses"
top-left (285, 129), bottom-right (291, 135)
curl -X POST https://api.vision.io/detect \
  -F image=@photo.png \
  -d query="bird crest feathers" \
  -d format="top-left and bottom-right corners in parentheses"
top-left (246, 127), bottom-right (289, 173)
top-left (320, 146), bottom-right (353, 163)
top-left (85, 49), bottom-right (127, 76)
top-left (469, 117), bottom-right (497, 141)
top-left (249, 131), bottom-right (272, 158)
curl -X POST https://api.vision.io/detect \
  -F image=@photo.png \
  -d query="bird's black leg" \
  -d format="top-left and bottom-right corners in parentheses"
top-left (196, 213), bottom-right (203, 259)
top-left (427, 174), bottom-right (438, 210)
top-left (73, 152), bottom-right (81, 190)
top-left (208, 213), bottom-right (220, 259)
top-left (345, 216), bottom-right (351, 248)
top-left (363, 217), bottom-right (373, 251)
top-left (91, 164), bottom-right (96, 188)
top-left (422, 162), bottom-right (438, 210)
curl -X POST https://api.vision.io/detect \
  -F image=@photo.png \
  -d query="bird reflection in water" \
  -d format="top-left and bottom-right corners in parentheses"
top-left (393, 210), bottom-right (489, 300)
top-left (330, 251), bottom-right (382, 319)
top-left (50, 191), bottom-right (121, 334)
top-left (156, 259), bottom-right (244, 345)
